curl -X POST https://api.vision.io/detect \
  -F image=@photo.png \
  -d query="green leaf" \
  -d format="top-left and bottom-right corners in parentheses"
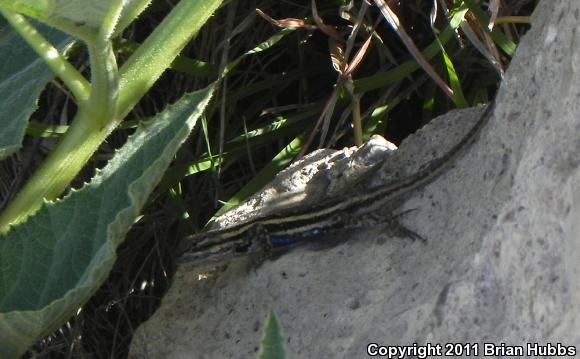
top-left (0, 83), bottom-right (215, 358)
top-left (114, 0), bottom-right (152, 37)
top-left (257, 309), bottom-right (288, 359)
top-left (0, 20), bottom-right (71, 160)
top-left (0, 0), bottom-right (151, 40)
top-left (0, 0), bottom-right (53, 18)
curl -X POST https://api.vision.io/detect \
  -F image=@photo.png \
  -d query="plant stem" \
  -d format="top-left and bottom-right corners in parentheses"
top-left (0, 41), bottom-right (119, 230)
top-left (0, 0), bottom-right (224, 232)
top-left (0, 36), bottom-right (119, 230)
top-left (117, 0), bottom-right (223, 116)
top-left (87, 42), bottom-right (119, 124)
top-left (99, 0), bottom-right (125, 42)
top-left (0, 9), bottom-right (90, 105)
top-left (0, 110), bottom-right (109, 230)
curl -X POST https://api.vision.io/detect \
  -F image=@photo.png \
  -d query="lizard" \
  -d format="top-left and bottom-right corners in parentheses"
top-left (178, 98), bottom-right (496, 267)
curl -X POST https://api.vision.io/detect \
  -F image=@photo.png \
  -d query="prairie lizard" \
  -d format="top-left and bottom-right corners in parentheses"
top-left (179, 99), bottom-right (496, 267)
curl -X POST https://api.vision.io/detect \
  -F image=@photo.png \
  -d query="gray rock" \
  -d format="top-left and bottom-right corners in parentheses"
top-left (129, 2), bottom-right (580, 358)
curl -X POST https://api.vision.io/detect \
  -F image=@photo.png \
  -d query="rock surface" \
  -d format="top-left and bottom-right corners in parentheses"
top-left (130, 2), bottom-right (580, 358)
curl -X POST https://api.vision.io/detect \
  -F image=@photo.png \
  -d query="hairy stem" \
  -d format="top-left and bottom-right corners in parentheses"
top-left (0, 9), bottom-right (90, 104)
top-left (0, 0), bottom-right (224, 232)
top-left (0, 33), bottom-right (119, 231)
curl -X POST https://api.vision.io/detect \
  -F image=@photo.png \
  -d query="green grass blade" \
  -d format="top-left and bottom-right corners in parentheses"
top-left (353, 23), bottom-right (455, 93)
top-left (463, 0), bottom-right (517, 55)
top-left (214, 133), bottom-right (306, 218)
